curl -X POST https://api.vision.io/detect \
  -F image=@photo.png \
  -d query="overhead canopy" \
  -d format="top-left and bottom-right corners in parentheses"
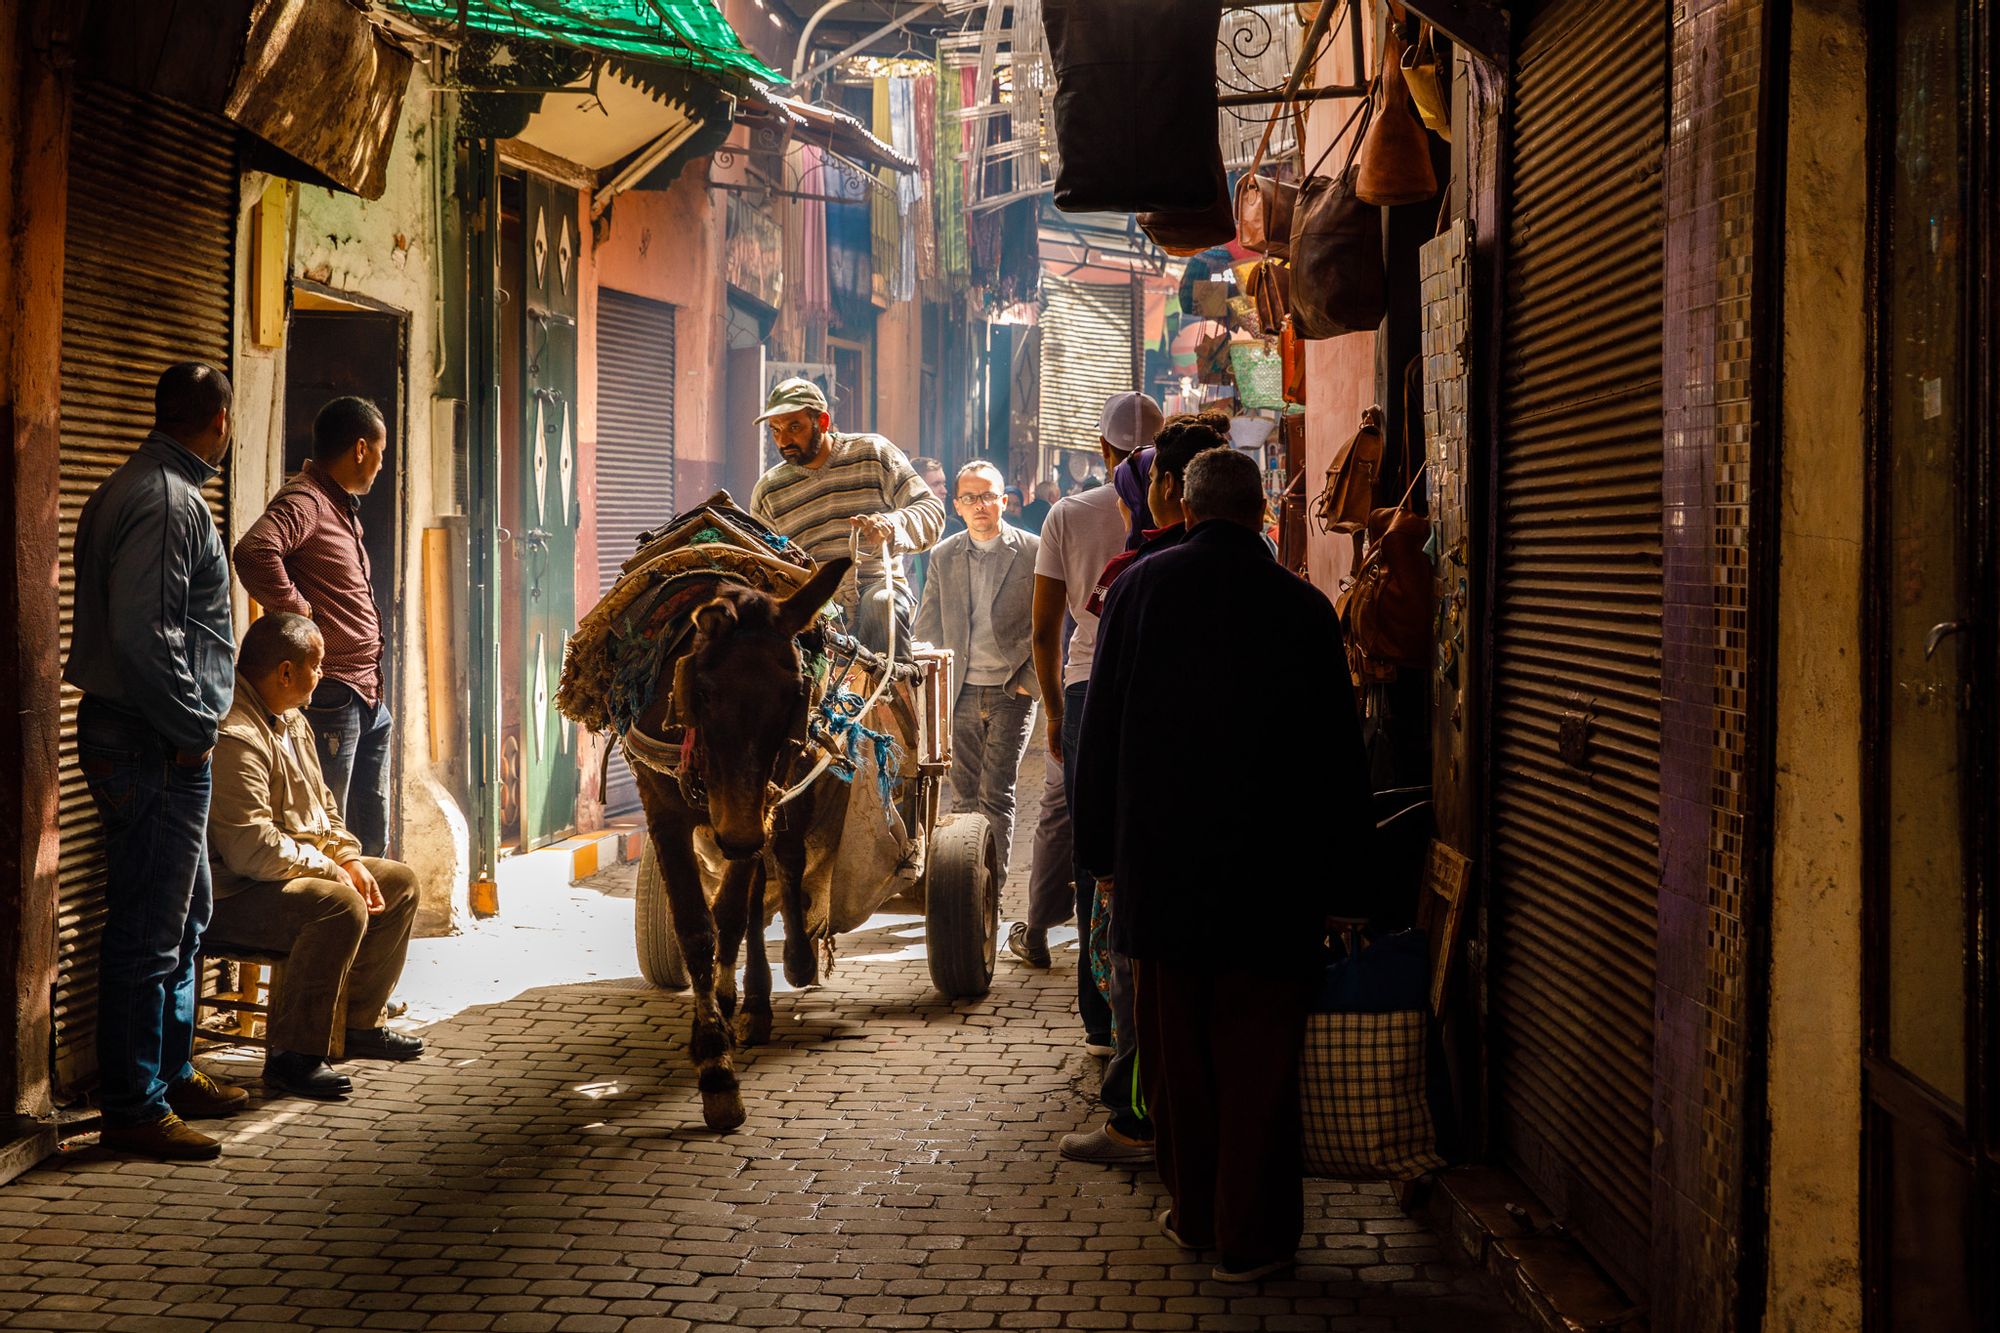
top-left (78, 0), bottom-right (414, 199)
top-left (513, 60), bottom-right (716, 171)
top-left (390, 0), bottom-right (780, 89)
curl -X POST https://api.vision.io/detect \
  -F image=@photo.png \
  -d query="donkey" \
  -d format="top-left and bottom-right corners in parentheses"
top-left (629, 556), bottom-right (852, 1132)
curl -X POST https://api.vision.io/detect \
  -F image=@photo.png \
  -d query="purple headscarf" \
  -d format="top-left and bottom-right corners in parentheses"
top-left (1113, 446), bottom-right (1156, 550)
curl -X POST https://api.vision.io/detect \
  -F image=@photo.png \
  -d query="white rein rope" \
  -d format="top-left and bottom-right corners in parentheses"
top-left (768, 531), bottom-right (899, 810)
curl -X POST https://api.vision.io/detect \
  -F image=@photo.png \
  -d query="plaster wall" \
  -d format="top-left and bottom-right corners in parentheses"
top-left (589, 167), bottom-right (733, 505)
top-left (230, 66), bottom-right (469, 932)
top-left (1763, 2), bottom-right (1866, 1327)
top-left (874, 295), bottom-right (923, 455)
top-left (1299, 6), bottom-right (1377, 600)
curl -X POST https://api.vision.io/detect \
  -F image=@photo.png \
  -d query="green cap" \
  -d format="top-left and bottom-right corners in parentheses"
top-left (756, 376), bottom-right (829, 424)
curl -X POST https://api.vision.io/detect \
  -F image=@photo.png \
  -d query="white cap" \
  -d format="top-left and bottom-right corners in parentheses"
top-left (1097, 391), bottom-right (1166, 455)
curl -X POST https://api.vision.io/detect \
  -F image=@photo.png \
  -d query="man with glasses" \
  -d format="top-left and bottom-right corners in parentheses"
top-left (913, 461), bottom-right (1041, 877)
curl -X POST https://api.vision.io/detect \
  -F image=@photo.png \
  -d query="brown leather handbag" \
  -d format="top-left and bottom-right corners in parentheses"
top-left (1338, 468), bottom-right (1434, 670)
top-left (1235, 105), bottom-right (1303, 258)
top-left (1356, 30), bottom-right (1438, 206)
top-left (1312, 406), bottom-right (1384, 534)
top-left (1280, 319), bottom-right (1307, 404)
top-left (1139, 152), bottom-right (1236, 254)
top-left (1247, 259), bottom-right (1292, 336)
top-left (1288, 97), bottom-right (1385, 339)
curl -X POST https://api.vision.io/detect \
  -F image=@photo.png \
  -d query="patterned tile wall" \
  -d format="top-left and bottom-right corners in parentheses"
top-left (1656, 1), bottom-right (1768, 1329)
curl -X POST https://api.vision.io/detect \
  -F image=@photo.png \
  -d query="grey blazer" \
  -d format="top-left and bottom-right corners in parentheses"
top-left (911, 522), bottom-right (1040, 705)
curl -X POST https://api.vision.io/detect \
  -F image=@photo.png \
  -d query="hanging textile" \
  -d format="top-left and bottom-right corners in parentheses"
top-left (889, 76), bottom-right (920, 302)
top-left (791, 144), bottom-right (831, 327)
top-left (998, 195), bottom-right (1041, 307)
top-left (870, 77), bottom-right (900, 306)
top-left (933, 56), bottom-right (966, 278)
top-left (827, 167), bottom-right (874, 331)
top-left (913, 72), bottom-right (939, 283)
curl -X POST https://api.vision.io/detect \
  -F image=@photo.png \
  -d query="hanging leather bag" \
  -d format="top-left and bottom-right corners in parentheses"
top-left (1288, 97), bottom-right (1386, 339)
top-left (1280, 319), bottom-right (1307, 404)
top-left (1138, 149), bottom-right (1236, 254)
top-left (1313, 406), bottom-right (1384, 534)
top-left (1402, 22), bottom-right (1451, 142)
top-left (1338, 467), bottom-right (1434, 670)
top-left (1247, 259), bottom-right (1292, 336)
top-left (1356, 29), bottom-right (1438, 206)
top-left (1046, 0), bottom-right (1230, 213)
top-left (1235, 104), bottom-right (1304, 258)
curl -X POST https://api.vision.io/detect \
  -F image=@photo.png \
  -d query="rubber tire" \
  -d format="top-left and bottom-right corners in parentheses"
top-left (924, 812), bottom-right (999, 1000)
top-left (635, 837), bottom-right (689, 991)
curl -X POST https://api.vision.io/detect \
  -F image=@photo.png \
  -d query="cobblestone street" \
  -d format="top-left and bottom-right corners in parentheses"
top-left (5, 750), bottom-right (1524, 1332)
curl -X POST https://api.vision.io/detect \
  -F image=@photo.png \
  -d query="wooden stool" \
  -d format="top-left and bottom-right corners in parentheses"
top-left (196, 945), bottom-right (287, 1048)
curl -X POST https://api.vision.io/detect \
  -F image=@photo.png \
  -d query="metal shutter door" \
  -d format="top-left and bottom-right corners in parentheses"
top-left (54, 83), bottom-right (237, 1095)
top-left (594, 289), bottom-right (676, 819)
top-left (1490, 0), bottom-right (1666, 1296)
top-left (1038, 276), bottom-right (1138, 457)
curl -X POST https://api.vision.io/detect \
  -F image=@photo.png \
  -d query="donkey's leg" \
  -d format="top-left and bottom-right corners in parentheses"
top-left (710, 857), bottom-right (757, 1025)
top-left (737, 861), bottom-right (774, 1047)
top-left (653, 826), bottom-right (743, 1132)
top-left (772, 811), bottom-right (817, 989)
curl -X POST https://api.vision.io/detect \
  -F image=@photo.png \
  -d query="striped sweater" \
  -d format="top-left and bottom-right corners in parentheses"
top-left (749, 432), bottom-right (945, 596)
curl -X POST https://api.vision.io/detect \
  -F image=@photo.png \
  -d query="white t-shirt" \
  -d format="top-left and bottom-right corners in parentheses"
top-left (1033, 485), bottom-right (1127, 687)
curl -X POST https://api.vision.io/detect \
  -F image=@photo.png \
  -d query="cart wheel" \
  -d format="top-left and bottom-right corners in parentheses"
top-left (924, 812), bottom-right (999, 1000)
top-left (635, 837), bottom-right (689, 991)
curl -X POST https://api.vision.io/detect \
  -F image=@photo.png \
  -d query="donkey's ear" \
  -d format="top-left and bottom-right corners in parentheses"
top-left (774, 557), bottom-right (852, 638)
top-left (693, 596), bottom-right (737, 639)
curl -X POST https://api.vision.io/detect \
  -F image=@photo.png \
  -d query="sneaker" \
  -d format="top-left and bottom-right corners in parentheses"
top-left (1160, 1208), bottom-right (1210, 1250)
top-left (164, 1068), bottom-right (248, 1119)
top-left (344, 1026), bottom-right (425, 1061)
top-left (1059, 1123), bottom-right (1156, 1166)
top-left (99, 1113), bottom-right (221, 1162)
top-left (1006, 922), bottom-right (1052, 969)
top-left (1083, 1036), bottom-right (1115, 1059)
top-left (1211, 1257), bottom-right (1292, 1284)
top-left (264, 1051), bottom-right (352, 1100)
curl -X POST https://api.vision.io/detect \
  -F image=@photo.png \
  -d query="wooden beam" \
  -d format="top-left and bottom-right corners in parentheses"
top-left (1402, 0), bottom-right (1510, 71)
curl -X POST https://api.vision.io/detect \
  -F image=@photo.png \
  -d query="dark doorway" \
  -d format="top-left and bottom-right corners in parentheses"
top-left (282, 304), bottom-right (405, 853)
top-left (1861, 0), bottom-right (2000, 1324)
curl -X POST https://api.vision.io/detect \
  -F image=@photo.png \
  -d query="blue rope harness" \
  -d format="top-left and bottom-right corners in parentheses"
top-left (816, 686), bottom-right (900, 813)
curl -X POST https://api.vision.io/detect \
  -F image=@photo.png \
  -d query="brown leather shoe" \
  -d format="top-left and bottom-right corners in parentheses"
top-left (99, 1113), bottom-right (221, 1161)
top-left (165, 1068), bottom-right (248, 1119)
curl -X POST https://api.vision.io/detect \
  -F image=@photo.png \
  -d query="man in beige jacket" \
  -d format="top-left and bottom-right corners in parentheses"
top-left (207, 612), bottom-right (422, 1100)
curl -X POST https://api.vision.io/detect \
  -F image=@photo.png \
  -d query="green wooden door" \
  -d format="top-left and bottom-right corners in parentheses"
top-left (519, 176), bottom-right (579, 846)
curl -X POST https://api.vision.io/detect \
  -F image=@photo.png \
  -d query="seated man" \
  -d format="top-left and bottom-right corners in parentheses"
top-left (207, 612), bottom-right (423, 1099)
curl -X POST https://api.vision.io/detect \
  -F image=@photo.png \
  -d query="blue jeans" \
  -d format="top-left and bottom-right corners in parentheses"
top-left (1061, 679), bottom-right (1113, 1045)
top-left (304, 679), bottom-right (392, 858)
top-left (948, 685), bottom-right (1037, 874)
top-left (76, 697), bottom-right (215, 1127)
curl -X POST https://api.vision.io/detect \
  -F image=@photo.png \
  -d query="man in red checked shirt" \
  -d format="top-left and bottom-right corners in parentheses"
top-left (234, 397), bottom-right (393, 856)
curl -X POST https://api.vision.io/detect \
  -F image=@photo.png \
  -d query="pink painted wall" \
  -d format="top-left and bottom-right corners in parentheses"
top-left (588, 164), bottom-right (733, 508)
top-left (1299, 8), bottom-right (1381, 599)
top-left (874, 296), bottom-right (923, 453)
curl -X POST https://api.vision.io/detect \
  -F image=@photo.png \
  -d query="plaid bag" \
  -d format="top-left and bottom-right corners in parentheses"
top-left (1300, 1008), bottom-right (1443, 1181)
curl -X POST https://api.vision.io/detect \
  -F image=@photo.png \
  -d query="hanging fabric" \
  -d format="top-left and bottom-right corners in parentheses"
top-left (890, 76), bottom-right (920, 302)
top-left (935, 57), bottom-right (968, 278)
top-left (791, 144), bottom-right (832, 328)
top-left (913, 71), bottom-right (939, 283)
top-left (870, 76), bottom-right (900, 306)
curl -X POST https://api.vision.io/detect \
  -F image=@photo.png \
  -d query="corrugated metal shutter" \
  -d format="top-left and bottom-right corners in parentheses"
top-left (594, 289), bottom-right (676, 819)
top-left (54, 83), bottom-right (237, 1095)
top-left (1038, 276), bottom-right (1137, 456)
top-left (1489, 0), bottom-right (1665, 1297)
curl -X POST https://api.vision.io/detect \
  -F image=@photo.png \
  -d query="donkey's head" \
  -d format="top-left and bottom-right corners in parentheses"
top-left (679, 557), bottom-right (850, 860)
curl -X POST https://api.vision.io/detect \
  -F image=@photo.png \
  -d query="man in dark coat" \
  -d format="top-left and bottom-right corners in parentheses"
top-left (1073, 447), bottom-right (1375, 1283)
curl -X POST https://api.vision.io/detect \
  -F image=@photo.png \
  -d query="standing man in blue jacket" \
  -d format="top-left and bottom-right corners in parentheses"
top-left (66, 362), bottom-right (244, 1161)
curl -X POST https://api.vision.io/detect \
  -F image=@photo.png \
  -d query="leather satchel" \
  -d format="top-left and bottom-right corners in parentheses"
top-left (1339, 469), bottom-right (1434, 670)
top-left (1288, 97), bottom-right (1385, 339)
top-left (1356, 29), bottom-right (1438, 206)
top-left (1044, 0), bottom-right (1230, 213)
top-left (1235, 103), bottom-right (1303, 258)
top-left (1138, 151), bottom-right (1236, 254)
top-left (1280, 319), bottom-right (1307, 404)
top-left (1247, 259), bottom-right (1292, 336)
top-left (1402, 22), bottom-right (1451, 142)
top-left (1313, 406), bottom-right (1384, 534)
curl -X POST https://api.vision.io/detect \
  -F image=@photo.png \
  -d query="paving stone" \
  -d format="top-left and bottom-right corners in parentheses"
top-left (8, 748), bottom-right (1524, 1333)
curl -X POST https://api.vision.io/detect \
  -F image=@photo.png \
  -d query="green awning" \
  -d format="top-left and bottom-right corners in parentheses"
top-left (393, 0), bottom-right (779, 88)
